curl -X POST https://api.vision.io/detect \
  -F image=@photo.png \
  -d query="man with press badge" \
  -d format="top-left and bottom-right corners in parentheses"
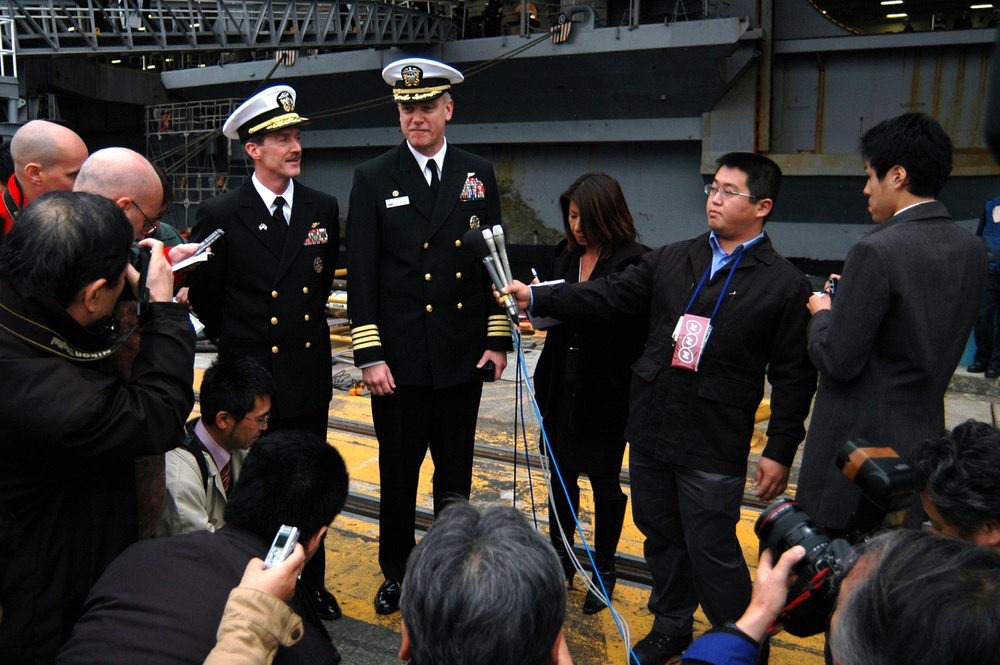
top-left (503, 153), bottom-right (816, 665)
top-left (346, 57), bottom-right (511, 615)
top-left (186, 84), bottom-right (341, 620)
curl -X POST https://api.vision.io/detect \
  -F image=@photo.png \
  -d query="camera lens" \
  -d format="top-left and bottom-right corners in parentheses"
top-left (754, 498), bottom-right (831, 564)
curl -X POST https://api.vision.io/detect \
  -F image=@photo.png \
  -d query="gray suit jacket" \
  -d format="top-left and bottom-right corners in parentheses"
top-left (796, 200), bottom-right (987, 529)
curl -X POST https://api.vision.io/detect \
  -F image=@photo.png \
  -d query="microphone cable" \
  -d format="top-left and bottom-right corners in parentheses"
top-left (506, 319), bottom-right (639, 665)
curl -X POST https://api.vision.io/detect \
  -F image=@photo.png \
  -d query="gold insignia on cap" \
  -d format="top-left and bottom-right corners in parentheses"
top-left (277, 90), bottom-right (295, 112)
top-left (469, 215), bottom-right (480, 228)
top-left (401, 65), bottom-right (423, 88)
top-left (314, 257), bottom-right (323, 273)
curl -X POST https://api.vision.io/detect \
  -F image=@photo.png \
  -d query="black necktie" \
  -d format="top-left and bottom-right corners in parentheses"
top-left (270, 196), bottom-right (287, 244)
top-left (428, 161), bottom-right (440, 198)
top-left (272, 196), bottom-right (287, 225)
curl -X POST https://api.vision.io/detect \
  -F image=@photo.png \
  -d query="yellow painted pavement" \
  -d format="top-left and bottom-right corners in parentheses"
top-left (190, 366), bottom-right (825, 664)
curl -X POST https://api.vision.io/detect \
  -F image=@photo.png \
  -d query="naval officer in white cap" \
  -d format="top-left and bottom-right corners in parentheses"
top-left (346, 57), bottom-right (512, 615)
top-left (186, 84), bottom-right (343, 620)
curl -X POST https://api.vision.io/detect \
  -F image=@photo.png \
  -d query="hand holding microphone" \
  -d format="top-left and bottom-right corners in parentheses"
top-left (462, 228), bottom-right (519, 321)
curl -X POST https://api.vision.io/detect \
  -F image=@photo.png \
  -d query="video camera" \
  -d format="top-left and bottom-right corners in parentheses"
top-left (753, 439), bottom-right (918, 637)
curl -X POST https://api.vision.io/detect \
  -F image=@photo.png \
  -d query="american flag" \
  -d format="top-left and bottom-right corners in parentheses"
top-left (550, 13), bottom-right (571, 44)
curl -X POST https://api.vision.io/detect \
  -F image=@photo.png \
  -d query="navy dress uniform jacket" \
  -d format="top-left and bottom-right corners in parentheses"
top-left (188, 180), bottom-right (339, 418)
top-left (532, 232), bottom-right (817, 477)
top-left (347, 142), bottom-right (512, 386)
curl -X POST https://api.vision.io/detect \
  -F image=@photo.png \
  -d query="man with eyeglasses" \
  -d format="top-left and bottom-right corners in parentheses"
top-left (74, 147), bottom-right (204, 541)
top-left (157, 355), bottom-right (276, 537)
top-left (503, 153), bottom-right (816, 665)
top-left (73, 148), bottom-right (203, 274)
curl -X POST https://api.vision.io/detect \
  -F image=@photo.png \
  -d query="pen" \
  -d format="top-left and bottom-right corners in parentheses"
top-left (531, 268), bottom-right (539, 281)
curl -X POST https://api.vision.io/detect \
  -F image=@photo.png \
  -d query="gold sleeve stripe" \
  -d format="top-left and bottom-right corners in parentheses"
top-left (487, 315), bottom-right (512, 338)
top-left (351, 324), bottom-right (382, 349)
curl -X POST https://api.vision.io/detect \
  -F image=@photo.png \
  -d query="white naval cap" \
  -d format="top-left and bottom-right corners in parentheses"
top-left (381, 57), bottom-right (464, 103)
top-left (222, 85), bottom-right (310, 142)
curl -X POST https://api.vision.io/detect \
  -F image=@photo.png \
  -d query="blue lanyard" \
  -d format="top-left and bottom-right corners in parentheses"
top-left (684, 251), bottom-right (745, 320)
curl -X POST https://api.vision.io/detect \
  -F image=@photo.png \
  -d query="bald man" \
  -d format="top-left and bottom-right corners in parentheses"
top-left (1, 119), bottom-right (89, 235)
top-left (74, 148), bottom-right (200, 540)
top-left (74, 148), bottom-right (199, 266)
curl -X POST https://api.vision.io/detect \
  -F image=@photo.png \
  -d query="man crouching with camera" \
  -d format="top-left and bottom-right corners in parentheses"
top-left (0, 191), bottom-right (194, 662)
top-left (678, 530), bottom-right (1000, 665)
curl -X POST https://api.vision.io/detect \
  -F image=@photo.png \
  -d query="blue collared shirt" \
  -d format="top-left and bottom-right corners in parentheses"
top-left (709, 231), bottom-right (764, 279)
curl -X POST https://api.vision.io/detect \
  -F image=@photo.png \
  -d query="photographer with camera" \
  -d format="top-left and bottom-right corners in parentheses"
top-left (0, 191), bottom-right (194, 662)
top-left (680, 529), bottom-right (1000, 665)
top-left (910, 420), bottom-right (1000, 552)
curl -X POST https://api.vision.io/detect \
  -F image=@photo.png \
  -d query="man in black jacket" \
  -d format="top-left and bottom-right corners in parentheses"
top-left (505, 153), bottom-right (816, 665)
top-left (0, 191), bottom-right (194, 662)
top-left (59, 430), bottom-right (348, 665)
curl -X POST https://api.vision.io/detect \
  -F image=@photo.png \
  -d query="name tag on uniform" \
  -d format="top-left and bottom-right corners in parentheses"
top-left (385, 196), bottom-right (410, 209)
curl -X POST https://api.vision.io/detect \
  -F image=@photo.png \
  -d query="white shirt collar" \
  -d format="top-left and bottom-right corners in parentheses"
top-left (407, 139), bottom-right (448, 184)
top-left (894, 200), bottom-right (934, 217)
top-left (251, 173), bottom-right (294, 217)
top-left (193, 419), bottom-right (231, 475)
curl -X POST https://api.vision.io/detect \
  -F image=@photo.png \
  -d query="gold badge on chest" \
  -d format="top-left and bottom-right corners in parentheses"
top-left (313, 257), bottom-right (323, 273)
top-left (469, 215), bottom-right (480, 229)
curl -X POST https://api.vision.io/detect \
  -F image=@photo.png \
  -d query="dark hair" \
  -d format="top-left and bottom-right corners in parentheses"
top-left (559, 173), bottom-right (638, 257)
top-left (244, 134), bottom-right (265, 148)
top-left (714, 152), bottom-right (782, 222)
top-left (199, 354), bottom-right (276, 424)
top-left (0, 190), bottom-right (132, 307)
top-left (860, 113), bottom-right (953, 198)
top-left (400, 502), bottom-right (566, 665)
top-left (829, 529), bottom-right (1000, 665)
top-left (151, 162), bottom-right (173, 209)
top-left (223, 430), bottom-right (349, 543)
top-left (0, 141), bottom-right (14, 184)
top-left (909, 420), bottom-right (1000, 539)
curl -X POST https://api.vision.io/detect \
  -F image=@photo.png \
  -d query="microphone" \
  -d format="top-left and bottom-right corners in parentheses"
top-left (481, 228), bottom-right (509, 287)
top-left (491, 225), bottom-right (514, 289)
top-left (462, 228), bottom-right (519, 321)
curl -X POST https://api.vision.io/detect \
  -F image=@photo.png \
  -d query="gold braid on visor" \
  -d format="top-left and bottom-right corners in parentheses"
top-left (248, 112), bottom-right (309, 136)
top-left (392, 84), bottom-right (452, 102)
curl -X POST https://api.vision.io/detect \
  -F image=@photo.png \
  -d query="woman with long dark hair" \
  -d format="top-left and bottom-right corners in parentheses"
top-left (534, 173), bottom-right (648, 613)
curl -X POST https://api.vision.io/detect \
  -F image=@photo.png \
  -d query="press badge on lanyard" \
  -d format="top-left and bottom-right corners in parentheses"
top-left (671, 252), bottom-right (745, 371)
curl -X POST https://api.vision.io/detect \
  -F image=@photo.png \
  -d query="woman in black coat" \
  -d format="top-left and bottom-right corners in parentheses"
top-left (534, 173), bottom-right (648, 614)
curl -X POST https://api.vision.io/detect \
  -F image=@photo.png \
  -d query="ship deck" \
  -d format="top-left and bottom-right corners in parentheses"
top-left (190, 331), bottom-right (997, 664)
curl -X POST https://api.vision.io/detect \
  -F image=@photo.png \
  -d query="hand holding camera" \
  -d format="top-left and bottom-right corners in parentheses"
top-left (128, 238), bottom-right (174, 303)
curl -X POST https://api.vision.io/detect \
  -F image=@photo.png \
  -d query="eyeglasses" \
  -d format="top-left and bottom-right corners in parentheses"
top-left (237, 413), bottom-right (270, 429)
top-left (131, 200), bottom-right (158, 237)
top-left (704, 184), bottom-right (758, 202)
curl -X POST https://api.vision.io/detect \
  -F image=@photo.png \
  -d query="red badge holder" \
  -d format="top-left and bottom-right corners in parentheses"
top-left (671, 314), bottom-right (712, 371)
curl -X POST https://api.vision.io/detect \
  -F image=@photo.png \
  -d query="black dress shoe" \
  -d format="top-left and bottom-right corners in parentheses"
top-left (374, 578), bottom-right (402, 615)
top-left (968, 362), bottom-right (988, 373)
top-left (987, 368), bottom-right (1000, 379)
top-left (629, 630), bottom-right (693, 665)
top-left (312, 587), bottom-right (342, 620)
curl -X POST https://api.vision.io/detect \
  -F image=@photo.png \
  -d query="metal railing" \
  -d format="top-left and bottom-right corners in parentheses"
top-left (0, 0), bottom-right (458, 55)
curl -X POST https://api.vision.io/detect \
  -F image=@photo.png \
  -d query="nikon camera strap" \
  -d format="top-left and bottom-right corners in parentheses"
top-left (0, 298), bottom-right (123, 361)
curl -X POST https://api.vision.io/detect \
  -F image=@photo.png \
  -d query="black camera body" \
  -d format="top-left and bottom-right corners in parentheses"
top-left (129, 242), bottom-right (151, 272)
top-left (126, 242), bottom-right (152, 310)
top-left (754, 439), bottom-right (918, 637)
